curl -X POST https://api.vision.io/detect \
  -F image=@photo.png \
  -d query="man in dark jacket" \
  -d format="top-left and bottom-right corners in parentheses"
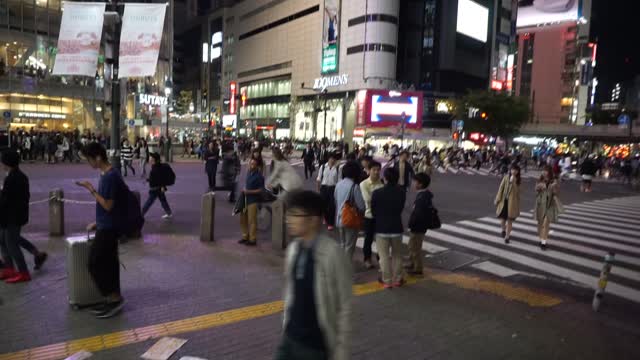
top-left (393, 151), bottom-right (415, 192)
top-left (406, 173), bottom-right (433, 277)
top-left (0, 150), bottom-right (33, 283)
top-left (141, 153), bottom-right (173, 219)
top-left (301, 144), bottom-right (316, 180)
top-left (218, 148), bottom-right (241, 202)
top-left (203, 142), bottom-right (220, 192)
top-left (371, 167), bottom-right (406, 288)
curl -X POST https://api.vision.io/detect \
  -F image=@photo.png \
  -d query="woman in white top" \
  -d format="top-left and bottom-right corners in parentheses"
top-left (267, 147), bottom-right (303, 196)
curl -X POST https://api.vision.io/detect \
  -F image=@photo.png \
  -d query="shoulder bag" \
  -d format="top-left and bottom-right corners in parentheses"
top-left (341, 184), bottom-right (363, 229)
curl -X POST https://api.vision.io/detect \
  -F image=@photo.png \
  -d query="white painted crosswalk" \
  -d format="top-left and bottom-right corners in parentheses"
top-left (432, 166), bottom-right (616, 183)
top-left (421, 196), bottom-right (640, 304)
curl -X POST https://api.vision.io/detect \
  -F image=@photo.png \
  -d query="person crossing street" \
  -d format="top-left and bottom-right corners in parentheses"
top-left (142, 153), bottom-right (174, 219)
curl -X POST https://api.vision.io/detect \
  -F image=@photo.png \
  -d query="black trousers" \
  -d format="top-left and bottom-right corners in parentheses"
top-left (88, 229), bottom-right (121, 297)
top-left (319, 185), bottom-right (336, 226)
top-left (274, 335), bottom-right (327, 360)
top-left (304, 162), bottom-right (314, 179)
top-left (363, 217), bottom-right (376, 261)
top-left (207, 168), bottom-right (217, 190)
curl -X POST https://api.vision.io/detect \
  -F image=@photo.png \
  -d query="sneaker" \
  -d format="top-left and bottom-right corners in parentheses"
top-left (34, 252), bottom-right (48, 270)
top-left (245, 241), bottom-right (257, 247)
top-left (162, 213), bottom-right (173, 219)
top-left (500, 230), bottom-right (506, 238)
top-left (363, 260), bottom-right (375, 270)
top-left (238, 239), bottom-right (248, 244)
top-left (89, 302), bottom-right (109, 315)
top-left (95, 299), bottom-right (124, 319)
top-left (540, 242), bottom-right (547, 251)
top-left (5, 272), bottom-right (31, 283)
top-left (377, 276), bottom-right (384, 285)
top-left (0, 267), bottom-right (17, 280)
top-left (504, 236), bottom-right (510, 244)
top-left (407, 271), bottom-right (424, 278)
top-left (383, 283), bottom-right (393, 289)
top-left (392, 279), bottom-right (406, 288)
top-left (327, 225), bottom-right (334, 231)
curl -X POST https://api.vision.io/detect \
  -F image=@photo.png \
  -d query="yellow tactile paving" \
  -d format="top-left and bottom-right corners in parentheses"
top-left (0, 274), bottom-right (562, 360)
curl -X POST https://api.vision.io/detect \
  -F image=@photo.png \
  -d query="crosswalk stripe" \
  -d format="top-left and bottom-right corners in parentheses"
top-left (581, 201), bottom-right (640, 211)
top-left (355, 235), bottom-right (448, 255)
top-left (515, 216), bottom-right (640, 245)
top-left (471, 218), bottom-right (640, 265)
top-left (563, 207), bottom-right (640, 223)
top-left (519, 212), bottom-right (639, 238)
top-left (471, 261), bottom-right (520, 278)
top-left (571, 203), bottom-right (640, 217)
top-left (589, 198), bottom-right (640, 209)
top-left (592, 197), bottom-right (640, 205)
top-left (427, 228), bottom-right (640, 303)
top-left (437, 167), bottom-right (446, 174)
top-left (448, 168), bottom-right (459, 174)
top-left (563, 208), bottom-right (640, 225)
top-left (460, 168), bottom-right (474, 175)
top-left (554, 212), bottom-right (639, 231)
top-left (464, 219), bottom-right (640, 281)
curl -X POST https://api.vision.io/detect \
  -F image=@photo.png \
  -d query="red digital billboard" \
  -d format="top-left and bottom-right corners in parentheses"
top-left (356, 89), bottom-right (423, 129)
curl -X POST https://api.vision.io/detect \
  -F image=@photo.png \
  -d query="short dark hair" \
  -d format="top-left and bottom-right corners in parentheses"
top-left (346, 152), bottom-right (357, 161)
top-left (82, 142), bottom-right (107, 161)
top-left (341, 160), bottom-right (361, 180)
top-left (414, 172), bottom-right (431, 188)
top-left (368, 160), bottom-right (381, 170)
top-left (328, 152), bottom-right (338, 160)
top-left (400, 150), bottom-right (409, 157)
top-left (150, 152), bottom-right (161, 163)
top-left (1, 150), bottom-right (20, 168)
top-left (384, 167), bottom-right (399, 185)
top-left (285, 190), bottom-right (324, 217)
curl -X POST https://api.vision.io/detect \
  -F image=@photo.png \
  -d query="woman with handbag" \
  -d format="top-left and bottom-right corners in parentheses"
top-left (494, 164), bottom-right (521, 244)
top-left (534, 165), bottom-right (561, 251)
top-left (333, 161), bottom-right (365, 260)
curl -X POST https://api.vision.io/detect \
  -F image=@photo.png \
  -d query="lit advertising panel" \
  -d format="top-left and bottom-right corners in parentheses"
top-left (456, 0), bottom-right (489, 42)
top-left (322, 0), bottom-right (341, 74)
top-left (517, 0), bottom-right (581, 28)
top-left (357, 90), bottom-right (423, 129)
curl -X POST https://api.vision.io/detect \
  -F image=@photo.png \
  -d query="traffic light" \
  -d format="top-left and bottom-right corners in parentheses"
top-left (452, 131), bottom-right (460, 141)
top-left (481, 112), bottom-right (487, 119)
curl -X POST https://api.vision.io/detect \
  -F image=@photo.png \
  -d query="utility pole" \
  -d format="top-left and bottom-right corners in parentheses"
top-left (323, 89), bottom-right (328, 141)
top-left (108, 0), bottom-right (122, 171)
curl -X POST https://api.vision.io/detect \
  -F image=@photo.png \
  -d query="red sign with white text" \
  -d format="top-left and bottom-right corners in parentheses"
top-left (229, 81), bottom-right (237, 114)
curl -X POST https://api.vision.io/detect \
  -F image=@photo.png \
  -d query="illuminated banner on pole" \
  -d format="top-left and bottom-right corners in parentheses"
top-left (52, 2), bottom-right (105, 76)
top-left (321, 0), bottom-right (341, 74)
top-left (119, 3), bottom-right (167, 78)
top-left (229, 82), bottom-right (237, 115)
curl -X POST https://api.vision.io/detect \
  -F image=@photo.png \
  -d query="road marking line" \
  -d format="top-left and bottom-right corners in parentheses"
top-left (0, 274), bottom-right (562, 359)
top-left (565, 205), bottom-right (640, 221)
top-left (563, 209), bottom-right (640, 225)
top-left (519, 212), bottom-right (639, 237)
top-left (515, 216), bottom-right (640, 245)
top-left (571, 203), bottom-right (640, 217)
top-left (471, 261), bottom-right (520, 278)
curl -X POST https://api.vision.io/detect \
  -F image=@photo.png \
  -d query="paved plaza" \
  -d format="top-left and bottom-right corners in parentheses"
top-left (1, 158), bottom-right (639, 359)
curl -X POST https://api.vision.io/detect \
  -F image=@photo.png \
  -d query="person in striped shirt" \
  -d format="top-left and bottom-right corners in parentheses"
top-left (120, 139), bottom-right (136, 177)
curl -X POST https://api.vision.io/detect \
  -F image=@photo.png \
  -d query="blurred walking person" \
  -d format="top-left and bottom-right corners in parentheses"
top-left (139, 139), bottom-right (150, 178)
top-left (301, 143), bottom-right (316, 180)
top-left (579, 155), bottom-right (597, 192)
top-left (494, 164), bottom-right (521, 244)
top-left (142, 153), bottom-right (174, 219)
top-left (534, 165), bottom-right (561, 251)
top-left (268, 148), bottom-right (303, 196)
top-left (120, 139), bottom-right (136, 177)
top-left (275, 190), bottom-right (352, 360)
top-left (0, 151), bottom-right (34, 283)
top-left (203, 142), bottom-right (220, 192)
top-left (371, 167), bottom-right (406, 288)
top-left (238, 158), bottom-right (264, 246)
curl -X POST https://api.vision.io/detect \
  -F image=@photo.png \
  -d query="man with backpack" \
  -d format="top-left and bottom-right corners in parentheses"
top-left (142, 153), bottom-right (174, 219)
top-left (76, 142), bottom-right (126, 318)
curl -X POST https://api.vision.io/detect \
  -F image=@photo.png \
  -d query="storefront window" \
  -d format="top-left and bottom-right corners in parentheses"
top-left (240, 78), bottom-right (291, 99)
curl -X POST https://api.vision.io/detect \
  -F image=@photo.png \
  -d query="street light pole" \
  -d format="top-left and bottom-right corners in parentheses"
top-left (164, 80), bottom-right (172, 162)
top-left (400, 111), bottom-right (406, 149)
top-left (109, 0), bottom-right (122, 171)
top-left (323, 91), bottom-right (328, 141)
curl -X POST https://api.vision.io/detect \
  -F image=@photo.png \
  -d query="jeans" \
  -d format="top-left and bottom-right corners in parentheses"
top-left (139, 158), bottom-right (148, 176)
top-left (142, 190), bottom-right (172, 216)
top-left (0, 226), bottom-right (29, 273)
top-left (337, 227), bottom-right (358, 260)
top-left (88, 229), bottom-right (120, 296)
top-left (274, 335), bottom-right (328, 360)
top-left (122, 160), bottom-right (135, 176)
top-left (362, 218), bottom-right (375, 261)
top-left (376, 235), bottom-right (404, 284)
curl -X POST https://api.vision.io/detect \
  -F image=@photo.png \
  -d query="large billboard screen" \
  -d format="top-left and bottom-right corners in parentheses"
top-left (517, 0), bottom-right (581, 28)
top-left (356, 90), bottom-right (423, 129)
top-left (322, 0), bottom-right (341, 74)
top-left (456, 0), bottom-right (489, 43)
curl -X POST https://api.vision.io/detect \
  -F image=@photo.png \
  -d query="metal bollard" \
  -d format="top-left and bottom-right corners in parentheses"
top-left (271, 199), bottom-right (288, 251)
top-left (49, 189), bottom-right (64, 236)
top-left (593, 252), bottom-right (615, 312)
top-left (200, 192), bottom-right (215, 242)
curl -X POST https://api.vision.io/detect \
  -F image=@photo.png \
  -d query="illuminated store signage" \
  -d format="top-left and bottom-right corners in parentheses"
top-left (139, 94), bottom-right (168, 106)
top-left (312, 74), bottom-right (349, 90)
top-left (18, 112), bottom-right (66, 119)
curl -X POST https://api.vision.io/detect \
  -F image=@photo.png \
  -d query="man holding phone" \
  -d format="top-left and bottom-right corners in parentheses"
top-left (75, 143), bottom-right (125, 319)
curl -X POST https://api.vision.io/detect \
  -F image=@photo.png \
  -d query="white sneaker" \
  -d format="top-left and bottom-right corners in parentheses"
top-left (162, 214), bottom-right (173, 219)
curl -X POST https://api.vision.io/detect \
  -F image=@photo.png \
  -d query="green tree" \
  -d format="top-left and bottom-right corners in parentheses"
top-left (454, 91), bottom-right (530, 140)
top-left (175, 90), bottom-right (194, 115)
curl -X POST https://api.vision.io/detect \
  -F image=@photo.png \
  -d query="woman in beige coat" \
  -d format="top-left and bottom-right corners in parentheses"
top-left (534, 165), bottom-right (561, 251)
top-left (494, 164), bottom-right (521, 244)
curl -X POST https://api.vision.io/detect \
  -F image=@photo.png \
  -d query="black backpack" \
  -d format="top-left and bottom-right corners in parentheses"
top-left (113, 177), bottom-right (145, 238)
top-left (159, 163), bottom-right (176, 186)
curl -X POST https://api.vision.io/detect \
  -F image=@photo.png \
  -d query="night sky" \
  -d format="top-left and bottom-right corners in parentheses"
top-left (590, 0), bottom-right (640, 103)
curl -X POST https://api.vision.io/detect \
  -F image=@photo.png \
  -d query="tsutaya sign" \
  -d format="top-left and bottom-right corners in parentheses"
top-left (139, 94), bottom-right (168, 106)
top-left (312, 74), bottom-right (349, 90)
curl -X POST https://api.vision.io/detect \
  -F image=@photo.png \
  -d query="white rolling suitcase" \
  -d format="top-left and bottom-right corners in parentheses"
top-left (66, 234), bottom-right (103, 309)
